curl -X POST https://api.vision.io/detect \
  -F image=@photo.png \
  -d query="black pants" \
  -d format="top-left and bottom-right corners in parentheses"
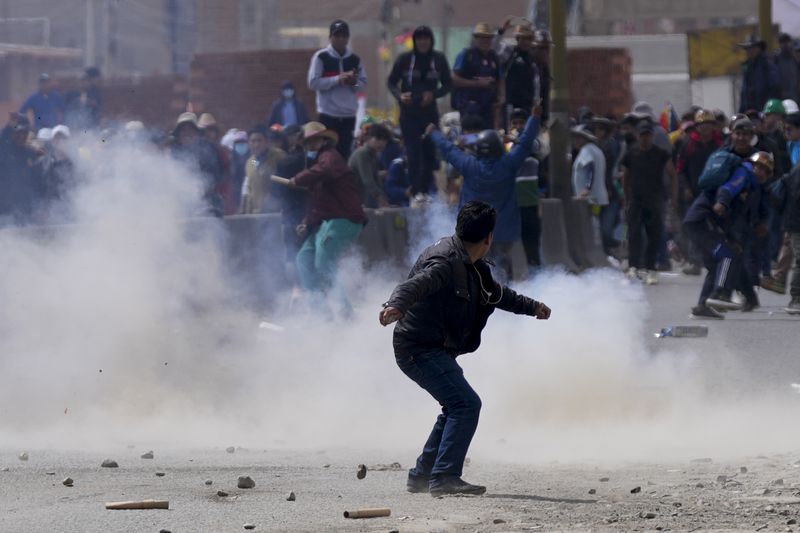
top-left (627, 203), bottom-right (663, 270)
top-left (400, 112), bottom-right (437, 195)
top-left (685, 220), bottom-right (750, 305)
top-left (520, 206), bottom-right (541, 268)
top-left (319, 114), bottom-right (356, 160)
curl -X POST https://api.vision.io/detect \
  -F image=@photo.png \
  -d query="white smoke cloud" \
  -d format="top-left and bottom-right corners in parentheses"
top-left (1, 136), bottom-right (798, 464)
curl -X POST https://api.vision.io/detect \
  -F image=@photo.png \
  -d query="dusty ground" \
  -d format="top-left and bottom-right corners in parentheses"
top-left (2, 273), bottom-right (800, 532)
top-left (3, 448), bottom-right (800, 532)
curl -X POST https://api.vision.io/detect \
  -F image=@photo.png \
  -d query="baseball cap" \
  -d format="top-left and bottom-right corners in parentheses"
top-left (329, 19), bottom-right (350, 37)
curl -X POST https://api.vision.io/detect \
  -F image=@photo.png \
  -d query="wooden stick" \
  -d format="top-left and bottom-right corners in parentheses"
top-left (270, 175), bottom-right (291, 186)
top-left (105, 499), bottom-right (169, 510)
top-left (343, 508), bottom-right (391, 519)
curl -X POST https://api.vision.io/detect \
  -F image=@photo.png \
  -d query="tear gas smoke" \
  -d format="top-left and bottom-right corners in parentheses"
top-left (0, 135), bottom-right (798, 463)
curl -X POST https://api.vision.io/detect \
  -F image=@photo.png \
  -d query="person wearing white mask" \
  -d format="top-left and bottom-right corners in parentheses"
top-left (268, 81), bottom-right (310, 128)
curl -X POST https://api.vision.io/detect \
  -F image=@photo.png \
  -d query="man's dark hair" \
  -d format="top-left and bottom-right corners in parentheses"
top-left (456, 201), bottom-right (496, 243)
top-left (461, 114), bottom-right (486, 133)
top-left (366, 123), bottom-right (392, 141)
top-left (248, 124), bottom-right (269, 138)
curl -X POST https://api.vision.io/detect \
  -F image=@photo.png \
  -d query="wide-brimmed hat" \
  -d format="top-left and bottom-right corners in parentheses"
top-left (472, 23), bottom-right (494, 38)
top-left (302, 121), bottom-right (339, 144)
top-left (198, 112), bottom-right (218, 129)
top-left (738, 35), bottom-right (766, 49)
top-left (694, 109), bottom-right (716, 124)
top-left (570, 124), bottom-right (598, 143)
top-left (174, 112), bottom-right (199, 135)
top-left (590, 116), bottom-right (616, 128)
top-left (533, 29), bottom-right (554, 46)
top-left (631, 101), bottom-right (655, 120)
top-left (514, 23), bottom-right (535, 38)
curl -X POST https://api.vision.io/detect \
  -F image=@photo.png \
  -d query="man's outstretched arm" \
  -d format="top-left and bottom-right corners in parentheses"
top-left (496, 285), bottom-right (551, 319)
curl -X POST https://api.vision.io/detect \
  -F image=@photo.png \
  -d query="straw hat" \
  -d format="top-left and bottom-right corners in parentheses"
top-left (198, 112), bottom-right (218, 129)
top-left (472, 22), bottom-right (494, 38)
top-left (302, 121), bottom-right (339, 144)
top-left (514, 23), bottom-right (535, 38)
top-left (570, 124), bottom-right (598, 143)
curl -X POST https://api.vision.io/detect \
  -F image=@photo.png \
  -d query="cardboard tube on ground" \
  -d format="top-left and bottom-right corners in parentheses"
top-left (105, 499), bottom-right (169, 510)
top-left (343, 508), bottom-right (391, 519)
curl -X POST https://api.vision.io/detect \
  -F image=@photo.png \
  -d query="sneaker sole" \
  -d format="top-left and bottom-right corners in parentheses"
top-left (705, 298), bottom-right (742, 311)
top-left (430, 487), bottom-right (487, 497)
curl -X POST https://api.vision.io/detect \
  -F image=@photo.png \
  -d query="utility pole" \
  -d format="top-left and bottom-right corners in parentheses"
top-left (548, 0), bottom-right (571, 201)
top-left (758, 0), bottom-right (773, 53)
top-left (85, 0), bottom-right (96, 67)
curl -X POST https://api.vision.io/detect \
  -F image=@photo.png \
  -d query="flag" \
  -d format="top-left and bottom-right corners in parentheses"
top-left (660, 102), bottom-right (679, 133)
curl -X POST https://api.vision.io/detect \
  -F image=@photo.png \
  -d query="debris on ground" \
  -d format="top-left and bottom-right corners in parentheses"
top-left (343, 508), bottom-right (391, 519)
top-left (368, 462), bottom-right (402, 471)
top-left (237, 475), bottom-right (255, 489)
top-left (226, 446), bottom-right (236, 454)
top-left (599, 477), bottom-right (609, 482)
top-left (62, 477), bottom-right (73, 487)
top-left (243, 523), bottom-right (256, 530)
top-left (18, 452), bottom-right (28, 461)
top-left (141, 451), bottom-right (154, 459)
top-left (740, 467), bottom-right (748, 474)
top-left (105, 499), bottom-right (169, 510)
top-left (205, 479), bottom-right (213, 485)
top-left (493, 518), bottom-right (507, 524)
top-left (287, 491), bottom-right (296, 501)
top-left (356, 464), bottom-right (367, 479)
top-left (655, 325), bottom-right (708, 338)
top-left (631, 486), bottom-right (642, 494)
top-left (101, 459), bottom-right (118, 468)
top-left (155, 472), bottom-right (165, 477)
top-left (588, 489), bottom-right (597, 494)
top-left (217, 490), bottom-right (228, 497)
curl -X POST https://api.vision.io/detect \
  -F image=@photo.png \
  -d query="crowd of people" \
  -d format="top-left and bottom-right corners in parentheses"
top-left (2, 19), bottom-right (800, 317)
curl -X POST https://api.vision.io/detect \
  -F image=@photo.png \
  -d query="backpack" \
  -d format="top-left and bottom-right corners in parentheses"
top-left (698, 149), bottom-right (743, 191)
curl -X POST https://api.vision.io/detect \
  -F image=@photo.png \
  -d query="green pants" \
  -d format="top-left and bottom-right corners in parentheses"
top-left (296, 218), bottom-right (363, 292)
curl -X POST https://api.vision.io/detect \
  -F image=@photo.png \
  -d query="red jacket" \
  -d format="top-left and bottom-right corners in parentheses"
top-left (293, 145), bottom-right (367, 228)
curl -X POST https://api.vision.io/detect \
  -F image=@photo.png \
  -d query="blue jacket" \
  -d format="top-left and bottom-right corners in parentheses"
top-left (430, 117), bottom-right (540, 242)
top-left (684, 162), bottom-right (763, 244)
top-left (385, 157), bottom-right (410, 206)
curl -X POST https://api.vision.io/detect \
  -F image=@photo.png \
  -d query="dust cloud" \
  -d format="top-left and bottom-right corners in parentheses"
top-left (0, 136), bottom-right (798, 464)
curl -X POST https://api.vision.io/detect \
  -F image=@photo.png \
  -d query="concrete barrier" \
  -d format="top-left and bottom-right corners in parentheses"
top-left (539, 199), bottom-right (580, 272)
top-left (562, 198), bottom-right (610, 270)
top-left (359, 207), bottom-right (410, 269)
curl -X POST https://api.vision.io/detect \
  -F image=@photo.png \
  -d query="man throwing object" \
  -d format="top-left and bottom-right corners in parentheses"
top-left (379, 201), bottom-right (551, 496)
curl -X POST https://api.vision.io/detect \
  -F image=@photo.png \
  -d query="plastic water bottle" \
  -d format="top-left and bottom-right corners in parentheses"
top-left (655, 326), bottom-right (709, 338)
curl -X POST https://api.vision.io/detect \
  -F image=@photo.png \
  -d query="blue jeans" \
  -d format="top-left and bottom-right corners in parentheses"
top-left (396, 349), bottom-right (482, 482)
top-left (296, 218), bottom-right (363, 292)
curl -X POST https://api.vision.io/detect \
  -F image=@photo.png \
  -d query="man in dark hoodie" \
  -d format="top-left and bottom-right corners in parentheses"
top-left (495, 21), bottom-right (540, 129)
top-left (380, 200), bottom-right (551, 496)
top-left (268, 81), bottom-right (310, 128)
top-left (387, 25), bottom-right (452, 199)
top-left (739, 37), bottom-right (779, 113)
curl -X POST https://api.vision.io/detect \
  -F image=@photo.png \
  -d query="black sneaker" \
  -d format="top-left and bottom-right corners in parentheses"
top-left (406, 472), bottom-right (430, 493)
top-left (690, 305), bottom-right (724, 320)
top-left (705, 291), bottom-right (742, 311)
top-left (429, 476), bottom-right (487, 497)
top-left (740, 296), bottom-right (760, 312)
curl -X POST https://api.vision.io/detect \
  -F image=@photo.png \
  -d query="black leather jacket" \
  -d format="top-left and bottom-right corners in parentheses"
top-left (386, 235), bottom-right (539, 357)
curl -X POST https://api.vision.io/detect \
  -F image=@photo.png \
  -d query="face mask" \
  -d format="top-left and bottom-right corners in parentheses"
top-left (306, 150), bottom-right (318, 160)
top-left (282, 89), bottom-right (295, 99)
top-left (234, 143), bottom-right (248, 155)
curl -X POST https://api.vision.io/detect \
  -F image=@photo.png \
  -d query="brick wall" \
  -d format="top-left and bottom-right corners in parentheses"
top-left (190, 49), bottom-right (318, 132)
top-left (55, 75), bottom-right (189, 131)
top-left (566, 48), bottom-right (633, 118)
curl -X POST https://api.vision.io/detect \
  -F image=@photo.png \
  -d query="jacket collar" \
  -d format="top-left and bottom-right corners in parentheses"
top-left (326, 44), bottom-right (351, 59)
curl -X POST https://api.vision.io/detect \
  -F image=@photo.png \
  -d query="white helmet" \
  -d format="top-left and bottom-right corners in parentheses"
top-left (783, 99), bottom-right (799, 115)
